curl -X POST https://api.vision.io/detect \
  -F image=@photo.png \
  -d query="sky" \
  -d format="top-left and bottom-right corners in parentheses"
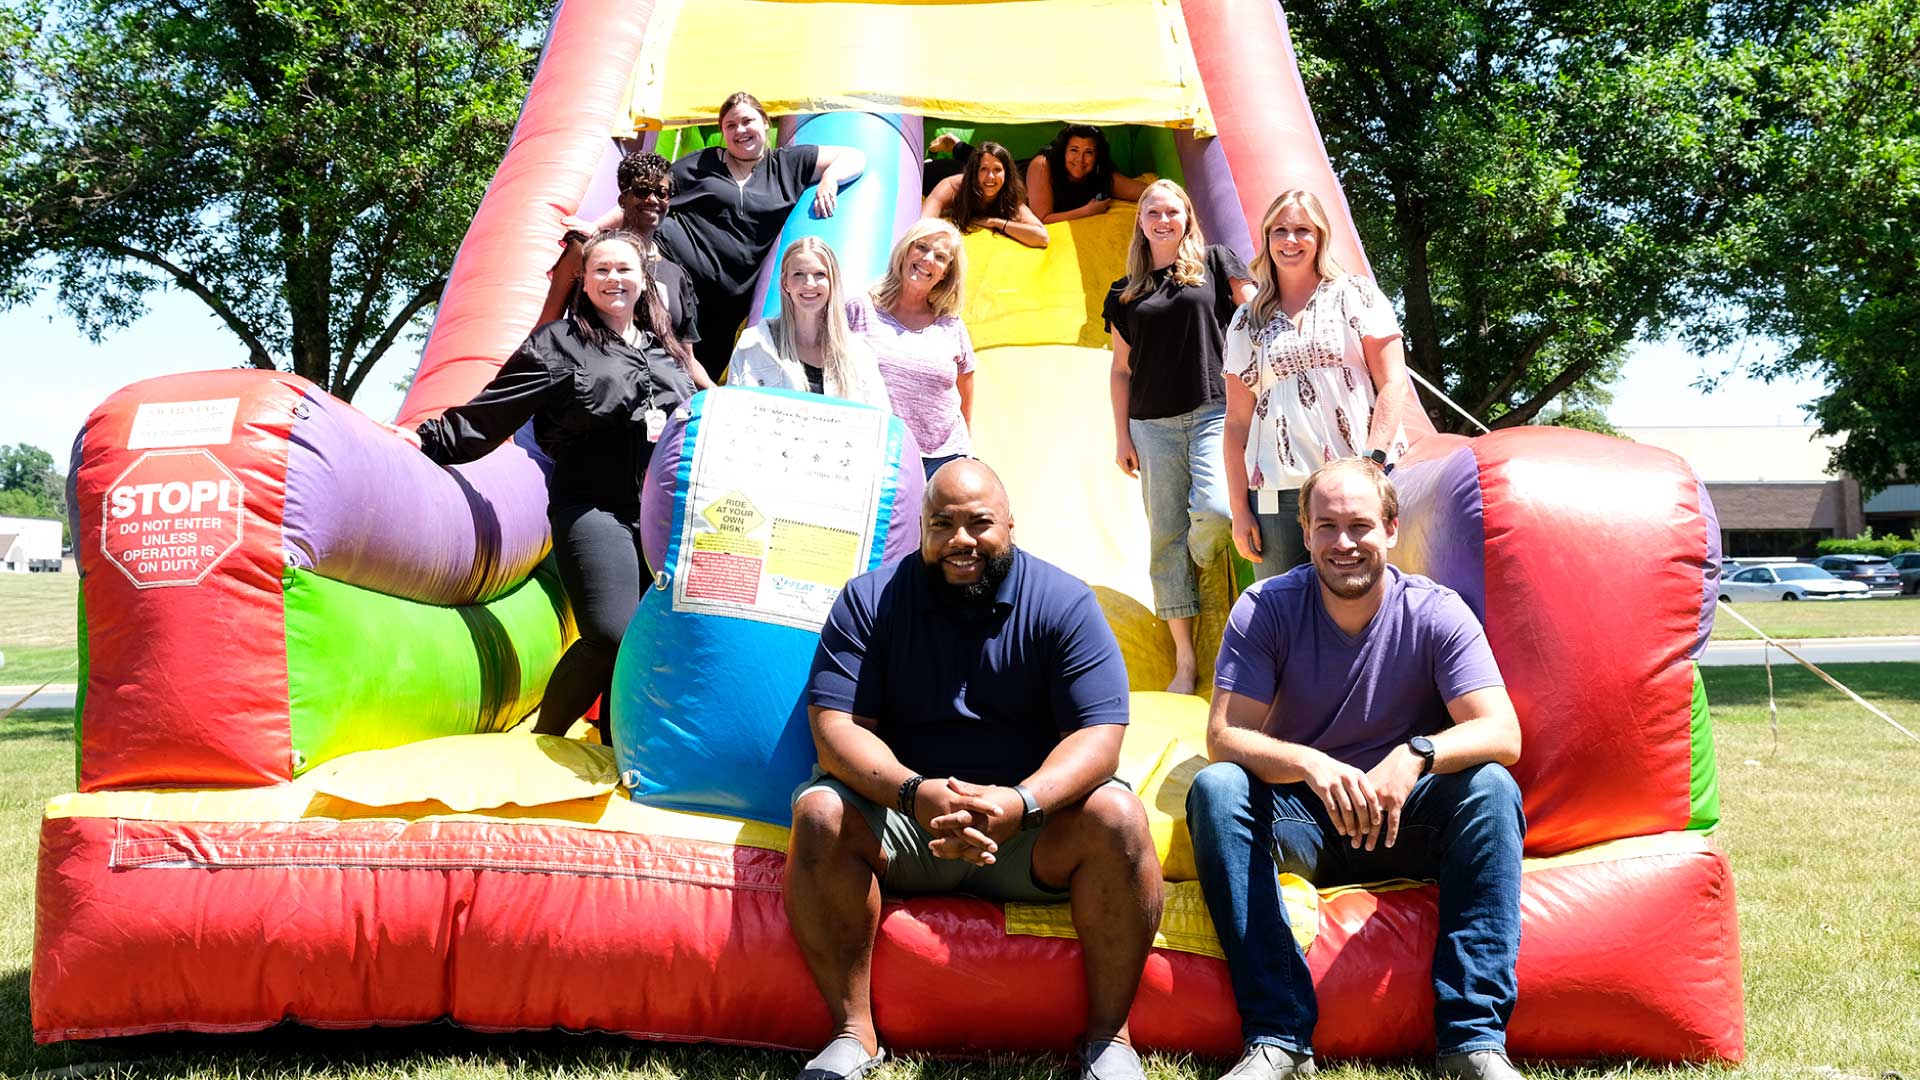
top-left (0, 283), bottom-right (1829, 465)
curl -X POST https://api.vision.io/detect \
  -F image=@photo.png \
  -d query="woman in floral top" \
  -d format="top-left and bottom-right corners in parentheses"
top-left (1222, 190), bottom-right (1417, 579)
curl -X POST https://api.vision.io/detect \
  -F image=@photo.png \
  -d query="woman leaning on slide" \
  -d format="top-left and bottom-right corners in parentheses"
top-left (1026, 124), bottom-right (1149, 224)
top-left (921, 140), bottom-right (1049, 249)
top-left (654, 91), bottom-right (867, 381)
top-left (727, 237), bottom-right (890, 408)
top-left (399, 231), bottom-right (702, 741)
top-left (1223, 189), bottom-right (1415, 580)
top-left (1105, 179), bottom-right (1254, 695)
top-left (850, 219), bottom-right (976, 480)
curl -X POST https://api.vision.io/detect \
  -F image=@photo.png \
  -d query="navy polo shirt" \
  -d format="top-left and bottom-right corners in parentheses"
top-left (807, 549), bottom-right (1131, 787)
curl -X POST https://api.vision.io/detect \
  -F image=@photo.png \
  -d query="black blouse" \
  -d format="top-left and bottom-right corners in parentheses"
top-left (1103, 244), bottom-right (1250, 421)
top-left (656, 144), bottom-right (823, 299)
top-left (416, 318), bottom-right (697, 513)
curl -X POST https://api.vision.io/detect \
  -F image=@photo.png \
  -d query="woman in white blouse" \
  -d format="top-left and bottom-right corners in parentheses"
top-left (726, 237), bottom-right (890, 409)
top-left (1222, 190), bottom-right (1418, 578)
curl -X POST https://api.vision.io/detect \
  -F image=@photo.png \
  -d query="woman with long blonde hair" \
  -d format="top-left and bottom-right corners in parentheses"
top-left (1222, 188), bottom-right (1415, 579)
top-left (850, 219), bottom-right (976, 479)
top-left (726, 238), bottom-right (889, 408)
top-left (1103, 179), bottom-right (1254, 694)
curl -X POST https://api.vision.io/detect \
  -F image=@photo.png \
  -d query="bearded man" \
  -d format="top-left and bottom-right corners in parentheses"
top-left (1186, 457), bottom-right (1528, 1080)
top-left (783, 459), bottom-right (1163, 1080)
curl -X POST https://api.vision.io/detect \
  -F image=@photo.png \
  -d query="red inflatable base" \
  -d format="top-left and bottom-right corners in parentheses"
top-left (33, 813), bottom-right (1743, 1061)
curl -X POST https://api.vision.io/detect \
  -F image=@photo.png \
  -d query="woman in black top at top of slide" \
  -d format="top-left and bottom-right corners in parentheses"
top-left (921, 140), bottom-right (1049, 249)
top-left (1027, 124), bottom-right (1149, 224)
top-left (654, 91), bottom-right (867, 381)
top-left (404, 231), bottom-right (701, 739)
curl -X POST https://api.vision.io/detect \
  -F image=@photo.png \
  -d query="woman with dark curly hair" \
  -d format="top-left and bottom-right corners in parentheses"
top-left (922, 140), bottom-right (1049, 249)
top-left (1027, 124), bottom-right (1149, 224)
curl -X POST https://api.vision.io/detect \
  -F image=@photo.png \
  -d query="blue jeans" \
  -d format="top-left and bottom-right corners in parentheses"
top-left (1186, 760), bottom-right (1525, 1056)
top-left (1128, 404), bottom-right (1231, 619)
top-left (1248, 488), bottom-right (1307, 581)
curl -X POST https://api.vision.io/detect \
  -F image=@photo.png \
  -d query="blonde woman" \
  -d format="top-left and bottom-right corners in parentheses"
top-left (727, 238), bottom-right (890, 408)
top-left (849, 219), bottom-right (975, 479)
top-left (1104, 179), bottom-right (1254, 695)
top-left (1223, 189), bottom-right (1414, 580)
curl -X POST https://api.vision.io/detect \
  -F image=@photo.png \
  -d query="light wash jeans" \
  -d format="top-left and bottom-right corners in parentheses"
top-left (1128, 404), bottom-right (1231, 620)
top-left (1186, 760), bottom-right (1526, 1056)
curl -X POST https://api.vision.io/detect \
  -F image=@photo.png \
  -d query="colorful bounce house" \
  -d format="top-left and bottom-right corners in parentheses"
top-left (36, 0), bottom-right (1744, 1063)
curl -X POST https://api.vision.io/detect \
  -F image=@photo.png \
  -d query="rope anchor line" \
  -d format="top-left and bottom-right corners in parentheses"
top-left (1713, 600), bottom-right (1920, 747)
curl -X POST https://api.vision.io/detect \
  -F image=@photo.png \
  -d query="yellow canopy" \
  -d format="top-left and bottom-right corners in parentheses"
top-left (626, 0), bottom-right (1214, 134)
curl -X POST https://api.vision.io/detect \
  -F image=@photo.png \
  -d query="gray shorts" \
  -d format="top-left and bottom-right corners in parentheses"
top-left (792, 774), bottom-right (1130, 904)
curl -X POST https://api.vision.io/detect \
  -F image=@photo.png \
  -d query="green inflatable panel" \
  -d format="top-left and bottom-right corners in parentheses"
top-left (283, 561), bottom-right (574, 774)
top-left (1687, 662), bottom-right (1720, 831)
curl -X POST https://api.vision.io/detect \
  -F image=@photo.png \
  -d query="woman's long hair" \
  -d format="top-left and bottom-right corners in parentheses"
top-left (768, 237), bottom-right (861, 398)
top-left (869, 218), bottom-right (967, 320)
top-left (947, 141), bottom-right (1027, 233)
top-left (1118, 179), bottom-right (1207, 303)
top-left (1041, 123), bottom-right (1114, 197)
top-left (570, 230), bottom-right (694, 368)
top-left (1248, 190), bottom-right (1343, 328)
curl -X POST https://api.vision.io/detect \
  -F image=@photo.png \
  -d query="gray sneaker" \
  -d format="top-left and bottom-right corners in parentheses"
top-left (1220, 1042), bottom-right (1317, 1080)
top-left (1082, 1037), bottom-right (1148, 1080)
top-left (1438, 1049), bottom-right (1524, 1080)
top-left (795, 1034), bottom-right (886, 1080)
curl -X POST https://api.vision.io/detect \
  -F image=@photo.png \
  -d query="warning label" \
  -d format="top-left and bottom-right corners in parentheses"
top-left (685, 551), bottom-right (761, 604)
top-left (701, 491), bottom-right (765, 535)
top-left (767, 519), bottom-right (861, 587)
top-left (99, 449), bottom-right (247, 589)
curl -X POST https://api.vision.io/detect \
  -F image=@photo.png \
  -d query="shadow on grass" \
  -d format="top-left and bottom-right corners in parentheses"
top-left (0, 709), bottom-right (72, 745)
top-left (1702, 661), bottom-right (1920, 712)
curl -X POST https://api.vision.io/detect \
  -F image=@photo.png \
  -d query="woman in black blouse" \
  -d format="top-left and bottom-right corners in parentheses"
top-left (409, 231), bottom-right (702, 739)
top-left (1027, 124), bottom-right (1149, 224)
top-left (655, 91), bottom-right (867, 380)
top-left (1103, 179), bottom-right (1254, 695)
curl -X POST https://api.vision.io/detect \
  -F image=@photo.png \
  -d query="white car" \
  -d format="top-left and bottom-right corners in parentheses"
top-left (1719, 563), bottom-right (1870, 602)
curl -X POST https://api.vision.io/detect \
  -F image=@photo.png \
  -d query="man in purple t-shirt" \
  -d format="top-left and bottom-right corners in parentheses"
top-left (1187, 458), bottom-right (1527, 1080)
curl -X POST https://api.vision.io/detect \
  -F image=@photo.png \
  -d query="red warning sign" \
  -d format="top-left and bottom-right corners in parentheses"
top-left (99, 449), bottom-right (247, 589)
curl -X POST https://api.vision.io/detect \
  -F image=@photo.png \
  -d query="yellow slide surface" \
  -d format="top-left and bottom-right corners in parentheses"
top-left (960, 212), bottom-right (1240, 692)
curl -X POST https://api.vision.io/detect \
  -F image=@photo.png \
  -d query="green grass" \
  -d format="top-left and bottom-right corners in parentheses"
top-left (2, 665), bottom-right (1917, 1080)
top-left (0, 574), bottom-right (79, 688)
top-left (1708, 594), bottom-right (1920, 640)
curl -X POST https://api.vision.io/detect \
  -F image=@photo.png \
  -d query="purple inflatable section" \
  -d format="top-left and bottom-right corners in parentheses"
top-left (1695, 480), bottom-right (1721, 659)
top-left (1389, 438), bottom-right (1490, 623)
top-left (1175, 131), bottom-right (1256, 267)
top-left (283, 386), bottom-right (553, 606)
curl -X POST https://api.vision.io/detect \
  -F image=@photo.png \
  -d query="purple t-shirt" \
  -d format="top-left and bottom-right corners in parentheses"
top-left (1214, 564), bottom-right (1505, 771)
top-left (847, 295), bottom-right (975, 458)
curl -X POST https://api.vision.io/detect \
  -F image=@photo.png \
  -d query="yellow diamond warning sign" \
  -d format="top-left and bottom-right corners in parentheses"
top-left (700, 491), bottom-right (764, 535)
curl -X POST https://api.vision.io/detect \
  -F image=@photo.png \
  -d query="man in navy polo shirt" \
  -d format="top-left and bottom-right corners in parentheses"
top-left (1187, 458), bottom-right (1527, 1080)
top-left (783, 459), bottom-right (1163, 1080)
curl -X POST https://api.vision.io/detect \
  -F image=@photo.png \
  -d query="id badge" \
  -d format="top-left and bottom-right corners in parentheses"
top-left (644, 408), bottom-right (667, 444)
top-left (1256, 488), bottom-right (1280, 515)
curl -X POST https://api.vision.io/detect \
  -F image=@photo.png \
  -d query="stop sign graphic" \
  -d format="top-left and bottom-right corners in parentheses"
top-left (99, 449), bottom-right (247, 589)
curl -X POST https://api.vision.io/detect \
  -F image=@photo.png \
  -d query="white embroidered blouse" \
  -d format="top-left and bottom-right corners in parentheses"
top-left (1223, 274), bottom-right (1409, 492)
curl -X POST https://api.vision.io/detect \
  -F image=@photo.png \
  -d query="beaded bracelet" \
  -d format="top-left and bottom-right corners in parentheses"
top-left (898, 774), bottom-right (927, 818)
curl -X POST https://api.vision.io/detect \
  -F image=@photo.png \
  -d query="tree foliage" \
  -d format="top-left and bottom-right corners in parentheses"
top-left (0, 443), bottom-right (67, 540)
top-left (1285, 0), bottom-right (1917, 470)
top-left (0, 0), bottom-right (547, 402)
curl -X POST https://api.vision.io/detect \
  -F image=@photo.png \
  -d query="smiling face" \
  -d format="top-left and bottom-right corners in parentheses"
top-left (782, 249), bottom-right (832, 318)
top-left (1266, 204), bottom-right (1322, 278)
top-left (720, 102), bottom-right (769, 160)
top-left (618, 177), bottom-right (673, 233)
top-left (583, 238), bottom-right (646, 324)
top-left (973, 153), bottom-right (1006, 201)
top-left (1063, 136), bottom-right (1098, 182)
top-left (921, 462), bottom-right (1016, 601)
top-left (1304, 466), bottom-right (1398, 601)
top-left (903, 233), bottom-right (956, 292)
top-left (1138, 188), bottom-right (1188, 249)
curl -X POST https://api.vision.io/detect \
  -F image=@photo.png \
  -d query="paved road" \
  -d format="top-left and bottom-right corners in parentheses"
top-left (6, 637), bottom-right (1919, 713)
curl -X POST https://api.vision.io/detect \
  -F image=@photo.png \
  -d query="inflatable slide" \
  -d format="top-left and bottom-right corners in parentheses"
top-left (35, 0), bottom-right (1744, 1063)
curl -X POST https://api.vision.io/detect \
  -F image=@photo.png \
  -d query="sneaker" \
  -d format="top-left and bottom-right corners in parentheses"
top-left (1082, 1037), bottom-right (1148, 1080)
top-left (1438, 1049), bottom-right (1525, 1080)
top-left (795, 1033), bottom-right (886, 1080)
top-left (1220, 1042), bottom-right (1317, 1080)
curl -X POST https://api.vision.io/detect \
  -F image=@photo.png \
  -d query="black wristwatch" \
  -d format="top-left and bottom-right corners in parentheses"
top-left (1013, 784), bottom-right (1045, 831)
top-left (1407, 735), bottom-right (1436, 775)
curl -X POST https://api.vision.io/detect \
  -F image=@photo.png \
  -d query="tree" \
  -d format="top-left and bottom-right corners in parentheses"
top-left (1282, 0), bottom-right (1803, 433)
top-left (0, 0), bottom-right (548, 403)
top-left (1708, 0), bottom-right (1920, 494)
top-left (0, 442), bottom-right (68, 540)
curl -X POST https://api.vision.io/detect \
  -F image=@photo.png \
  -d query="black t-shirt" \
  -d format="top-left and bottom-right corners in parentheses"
top-left (655, 144), bottom-right (823, 301)
top-left (1102, 244), bottom-right (1249, 420)
top-left (802, 360), bottom-right (825, 395)
top-left (415, 319), bottom-right (696, 514)
top-left (648, 254), bottom-right (701, 345)
top-left (1050, 163), bottom-right (1107, 214)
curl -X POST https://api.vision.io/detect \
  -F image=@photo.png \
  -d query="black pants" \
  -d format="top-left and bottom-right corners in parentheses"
top-left (691, 288), bottom-right (751, 383)
top-left (537, 504), bottom-right (648, 738)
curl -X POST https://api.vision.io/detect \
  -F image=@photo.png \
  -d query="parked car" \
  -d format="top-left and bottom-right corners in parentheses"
top-left (1810, 554), bottom-right (1903, 595)
top-left (1719, 563), bottom-right (1870, 602)
top-left (1890, 552), bottom-right (1920, 595)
